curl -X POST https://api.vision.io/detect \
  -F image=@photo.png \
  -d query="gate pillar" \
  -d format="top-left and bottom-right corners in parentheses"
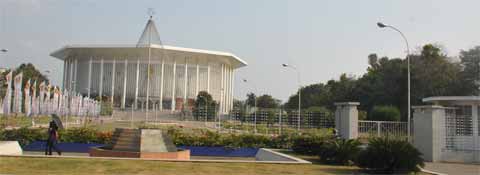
top-left (334, 102), bottom-right (360, 140)
top-left (412, 105), bottom-right (447, 162)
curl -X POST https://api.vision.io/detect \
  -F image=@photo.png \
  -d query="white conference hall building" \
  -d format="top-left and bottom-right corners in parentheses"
top-left (50, 18), bottom-right (247, 114)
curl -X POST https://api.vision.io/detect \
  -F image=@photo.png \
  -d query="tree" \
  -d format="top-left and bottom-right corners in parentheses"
top-left (233, 99), bottom-right (244, 109)
top-left (369, 105), bottom-right (401, 121)
top-left (410, 44), bottom-right (466, 103)
top-left (194, 91), bottom-right (215, 107)
top-left (356, 57), bottom-right (407, 119)
top-left (245, 92), bottom-right (256, 107)
top-left (284, 44), bottom-right (478, 122)
top-left (326, 73), bottom-right (358, 109)
top-left (193, 91), bottom-right (217, 120)
top-left (459, 46), bottom-right (480, 95)
top-left (284, 74), bottom-right (357, 111)
top-left (256, 94), bottom-right (281, 109)
top-left (284, 83), bottom-right (330, 110)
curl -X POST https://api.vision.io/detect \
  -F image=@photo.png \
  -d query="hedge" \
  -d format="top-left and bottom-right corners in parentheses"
top-left (0, 126), bottom-right (332, 150)
top-left (0, 127), bottom-right (112, 146)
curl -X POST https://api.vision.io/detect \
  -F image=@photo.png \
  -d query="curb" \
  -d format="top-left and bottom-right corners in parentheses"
top-left (0, 154), bottom-right (310, 164)
top-left (420, 167), bottom-right (448, 175)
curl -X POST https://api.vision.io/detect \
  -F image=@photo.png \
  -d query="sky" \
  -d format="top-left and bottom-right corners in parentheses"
top-left (1, 0), bottom-right (479, 102)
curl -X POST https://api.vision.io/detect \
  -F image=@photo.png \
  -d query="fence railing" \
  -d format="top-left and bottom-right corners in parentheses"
top-left (358, 120), bottom-right (408, 138)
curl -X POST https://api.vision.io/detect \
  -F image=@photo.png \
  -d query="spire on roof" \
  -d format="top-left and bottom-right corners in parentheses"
top-left (137, 17), bottom-right (162, 47)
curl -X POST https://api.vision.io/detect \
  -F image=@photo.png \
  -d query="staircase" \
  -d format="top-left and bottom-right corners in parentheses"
top-left (111, 128), bottom-right (141, 152)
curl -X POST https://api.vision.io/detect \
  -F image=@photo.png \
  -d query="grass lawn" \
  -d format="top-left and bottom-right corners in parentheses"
top-left (0, 156), bottom-right (360, 175)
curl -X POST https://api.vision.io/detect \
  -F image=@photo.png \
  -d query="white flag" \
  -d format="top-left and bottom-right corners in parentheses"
top-left (3, 71), bottom-right (12, 115)
top-left (13, 72), bottom-right (23, 113)
top-left (24, 79), bottom-right (31, 116)
top-left (32, 81), bottom-right (37, 116)
top-left (39, 82), bottom-right (45, 114)
top-left (52, 87), bottom-right (59, 114)
top-left (46, 84), bottom-right (51, 114)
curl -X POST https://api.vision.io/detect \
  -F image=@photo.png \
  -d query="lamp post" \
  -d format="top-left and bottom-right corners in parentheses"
top-left (242, 78), bottom-right (258, 133)
top-left (377, 22), bottom-right (411, 141)
top-left (282, 64), bottom-right (301, 131)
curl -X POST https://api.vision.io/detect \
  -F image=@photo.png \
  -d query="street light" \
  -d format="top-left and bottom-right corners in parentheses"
top-left (377, 22), bottom-right (411, 141)
top-left (282, 63), bottom-right (301, 131)
top-left (242, 78), bottom-right (258, 133)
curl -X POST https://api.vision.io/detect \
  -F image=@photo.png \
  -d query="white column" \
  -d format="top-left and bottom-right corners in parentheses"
top-left (195, 61), bottom-right (199, 96)
top-left (64, 59), bottom-right (69, 90)
top-left (159, 58), bottom-right (164, 110)
top-left (74, 58), bottom-right (78, 93)
top-left (184, 58), bottom-right (188, 105)
top-left (229, 67), bottom-right (235, 110)
top-left (228, 66), bottom-right (232, 112)
top-left (69, 59), bottom-right (73, 91)
top-left (134, 59), bottom-right (140, 109)
top-left (88, 57), bottom-right (92, 97)
top-left (62, 60), bottom-right (67, 90)
top-left (171, 60), bottom-right (177, 111)
top-left (231, 69), bottom-right (235, 111)
top-left (121, 59), bottom-right (127, 109)
top-left (227, 66), bottom-right (231, 112)
top-left (220, 64), bottom-right (224, 113)
top-left (224, 65), bottom-right (228, 113)
top-left (224, 65), bottom-right (229, 113)
top-left (207, 64), bottom-right (210, 93)
top-left (99, 58), bottom-right (104, 98)
top-left (111, 59), bottom-right (116, 107)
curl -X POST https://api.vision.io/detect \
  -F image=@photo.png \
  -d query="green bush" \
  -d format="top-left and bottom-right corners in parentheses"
top-left (318, 139), bottom-right (361, 165)
top-left (0, 127), bottom-right (46, 146)
top-left (0, 127), bottom-right (112, 146)
top-left (60, 127), bottom-right (112, 144)
top-left (305, 106), bottom-right (332, 118)
top-left (1, 126), bottom-right (333, 150)
top-left (291, 135), bottom-right (331, 155)
top-left (356, 137), bottom-right (424, 174)
top-left (100, 101), bottom-right (113, 116)
top-left (370, 105), bottom-right (401, 121)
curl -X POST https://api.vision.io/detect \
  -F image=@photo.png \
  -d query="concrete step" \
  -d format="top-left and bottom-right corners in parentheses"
top-left (110, 128), bottom-right (142, 152)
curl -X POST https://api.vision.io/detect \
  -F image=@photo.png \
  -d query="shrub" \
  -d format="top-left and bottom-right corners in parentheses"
top-left (291, 135), bottom-right (329, 155)
top-left (0, 127), bottom-right (112, 146)
top-left (318, 139), bottom-right (361, 165)
top-left (370, 105), bottom-right (400, 121)
top-left (100, 101), bottom-right (113, 116)
top-left (60, 127), bottom-right (112, 144)
top-left (356, 137), bottom-right (424, 174)
top-left (0, 127), bottom-right (46, 146)
top-left (305, 106), bottom-right (333, 118)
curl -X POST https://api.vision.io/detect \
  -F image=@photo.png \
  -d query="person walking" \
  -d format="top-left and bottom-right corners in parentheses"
top-left (45, 120), bottom-right (62, 155)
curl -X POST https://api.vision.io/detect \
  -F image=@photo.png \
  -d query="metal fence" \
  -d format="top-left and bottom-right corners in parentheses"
top-left (443, 107), bottom-right (479, 162)
top-left (227, 109), bottom-right (334, 129)
top-left (358, 120), bottom-right (408, 138)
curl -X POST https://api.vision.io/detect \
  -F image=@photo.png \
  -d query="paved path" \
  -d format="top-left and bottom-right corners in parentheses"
top-left (424, 162), bottom-right (479, 175)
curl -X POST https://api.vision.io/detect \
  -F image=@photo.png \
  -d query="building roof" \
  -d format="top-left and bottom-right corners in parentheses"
top-left (423, 96), bottom-right (480, 105)
top-left (50, 44), bottom-right (248, 68)
top-left (50, 18), bottom-right (247, 68)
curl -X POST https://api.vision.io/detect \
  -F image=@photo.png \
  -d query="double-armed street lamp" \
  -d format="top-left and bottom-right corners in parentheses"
top-left (282, 63), bottom-right (301, 131)
top-left (377, 22), bottom-right (411, 141)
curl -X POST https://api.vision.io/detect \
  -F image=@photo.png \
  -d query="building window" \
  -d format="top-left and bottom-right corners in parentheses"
top-left (453, 105), bottom-right (473, 136)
